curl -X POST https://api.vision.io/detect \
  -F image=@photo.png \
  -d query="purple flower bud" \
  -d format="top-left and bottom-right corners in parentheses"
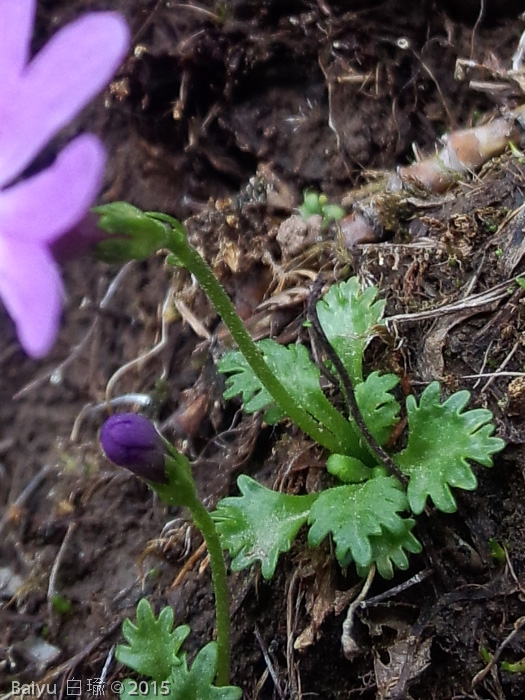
top-left (101, 413), bottom-right (168, 483)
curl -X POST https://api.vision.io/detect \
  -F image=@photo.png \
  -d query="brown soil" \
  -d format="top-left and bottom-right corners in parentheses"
top-left (3, 1), bottom-right (525, 698)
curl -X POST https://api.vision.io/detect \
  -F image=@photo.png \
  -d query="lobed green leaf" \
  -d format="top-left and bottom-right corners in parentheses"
top-left (120, 643), bottom-right (241, 700)
top-left (355, 520), bottom-right (422, 579)
top-left (307, 476), bottom-right (409, 570)
top-left (354, 371), bottom-right (400, 446)
top-left (218, 339), bottom-right (355, 452)
top-left (394, 382), bottom-right (505, 514)
top-left (213, 475), bottom-right (317, 579)
top-left (116, 599), bottom-right (189, 682)
top-left (316, 277), bottom-right (385, 384)
top-left (218, 345), bottom-right (277, 419)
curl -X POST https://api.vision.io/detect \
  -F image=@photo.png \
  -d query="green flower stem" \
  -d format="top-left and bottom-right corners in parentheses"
top-left (156, 451), bottom-right (231, 687)
top-left (165, 227), bottom-right (346, 455)
top-left (187, 496), bottom-right (231, 688)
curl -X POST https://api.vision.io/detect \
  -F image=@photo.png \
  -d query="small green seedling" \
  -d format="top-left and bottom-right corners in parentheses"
top-left (509, 141), bottom-right (525, 164)
top-left (488, 537), bottom-right (506, 563)
top-left (502, 659), bottom-right (525, 673)
top-left (51, 594), bottom-right (72, 615)
top-left (299, 189), bottom-right (345, 228)
top-left (480, 646), bottom-right (492, 664)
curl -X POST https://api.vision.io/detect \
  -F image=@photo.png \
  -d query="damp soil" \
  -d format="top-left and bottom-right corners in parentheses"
top-left (4, 1), bottom-right (525, 698)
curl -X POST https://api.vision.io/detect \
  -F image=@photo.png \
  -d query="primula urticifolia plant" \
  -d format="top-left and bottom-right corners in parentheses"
top-left (98, 202), bottom-right (505, 694)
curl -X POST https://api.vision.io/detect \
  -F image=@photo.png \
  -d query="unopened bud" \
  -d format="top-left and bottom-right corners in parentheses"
top-left (93, 202), bottom-right (170, 263)
top-left (100, 413), bottom-right (168, 483)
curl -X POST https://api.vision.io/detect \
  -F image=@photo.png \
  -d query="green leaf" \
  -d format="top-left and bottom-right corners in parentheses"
top-left (116, 600), bottom-right (189, 682)
top-left (355, 520), bottom-right (422, 579)
top-left (354, 371), bottom-right (400, 445)
top-left (299, 190), bottom-right (323, 218)
top-left (120, 680), bottom-right (171, 700)
top-left (324, 371), bottom-right (401, 466)
top-left (213, 475), bottom-right (317, 579)
top-left (321, 203), bottom-right (345, 222)
top-left (169, 644), bottom-right (242, 699)
top-left (316, 277), bottom-right (386, 384)
top-left (218, 339), bottom-right (355, 452)
top-left (394, 382), bottom-right (505, 514)
top-left (120, 644), bottom-right (241, 700)
top-left (326, 454), bottom-right (374, 483)
top-left (307, 476), bottom-right (409, 570)
top-left (218, 345), bottom-right (276, 418)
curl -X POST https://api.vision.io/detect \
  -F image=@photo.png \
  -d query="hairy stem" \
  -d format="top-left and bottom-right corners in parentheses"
top-left (188, 496), bottom-right (232, 687)
top-left (166, 230), bottom-right (347, 454)
top-left (158, 449), bottom-right (233, 685)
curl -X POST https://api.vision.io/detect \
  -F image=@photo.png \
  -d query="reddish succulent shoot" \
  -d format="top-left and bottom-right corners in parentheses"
top-left (0, 0), bottom-right (129, 358)
top-left (101, 413), bottom-right (168, 484)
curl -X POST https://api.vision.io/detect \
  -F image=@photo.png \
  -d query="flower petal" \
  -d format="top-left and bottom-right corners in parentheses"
top-left (0, 134), bottom-right (106, 244)
top-left (0, 12), bottom-right (129, 185)
top-left (0, 0), bottom-right (35, 86)
top-left (0, 237), bottom-right (63, 358)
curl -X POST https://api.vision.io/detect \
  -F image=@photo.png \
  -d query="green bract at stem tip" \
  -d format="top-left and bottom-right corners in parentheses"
top-left (151, 444), bottom-right (198, 507)
top-left (92, 202), bottom-right (172, 263)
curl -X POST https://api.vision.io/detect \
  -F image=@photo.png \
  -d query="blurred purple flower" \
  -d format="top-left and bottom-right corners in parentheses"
top-left (101, 413), bottom-right (168, 484)
top-left (0, 0), bottom-right (129, 357)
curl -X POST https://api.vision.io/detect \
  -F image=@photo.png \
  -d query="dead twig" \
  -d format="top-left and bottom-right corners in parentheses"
top-left (341, 565), bottom-right (375, 660)
top-left (502, 543), bottom-right (525, 600)
top-left (0, 464), bottom-right (53, 536)
top-left (307, 275), bottom-right (408, 485)
top-left (168, 540), bottom-right (207, 590)
top-left (254, 625), bottom-right (286, 700)
top-left (47, 523), bottom-right (77, 633)
top-left (71, 393), bottom-right (153, 441)
top-left (462, 371), bottom-right (525, 380)
top-left (480, 338), bottom-right (521, 394)
top-left (359, 568), bottom-right (433, 609)
top-left (386, 277), bottom-right (515, 325)
top-left (105, 286), bottom-right (173, 402)
top-left (286, 569), bottom-right (302, 699)
top-left (14, 263), bottom-right (134, 400)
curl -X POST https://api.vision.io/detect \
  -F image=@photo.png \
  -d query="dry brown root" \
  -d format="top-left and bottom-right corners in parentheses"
top-left (340, 103), bottom-right (525, 246)
top-left (395, 103), bottom-right (525, 192)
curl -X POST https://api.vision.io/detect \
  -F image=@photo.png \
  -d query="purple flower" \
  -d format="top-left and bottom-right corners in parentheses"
top-left (0, 0), bottom-right (129, 357)
top-left (101, 413), bottom-right (168, 484)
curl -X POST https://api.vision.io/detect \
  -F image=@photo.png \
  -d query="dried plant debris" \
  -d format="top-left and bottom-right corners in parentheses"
top-left (374, 636), bottom-right (431, 700)
top-left (339, 32), bottom-right (525, 247)
top-left (341, 102), bottom-right (525, 246)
